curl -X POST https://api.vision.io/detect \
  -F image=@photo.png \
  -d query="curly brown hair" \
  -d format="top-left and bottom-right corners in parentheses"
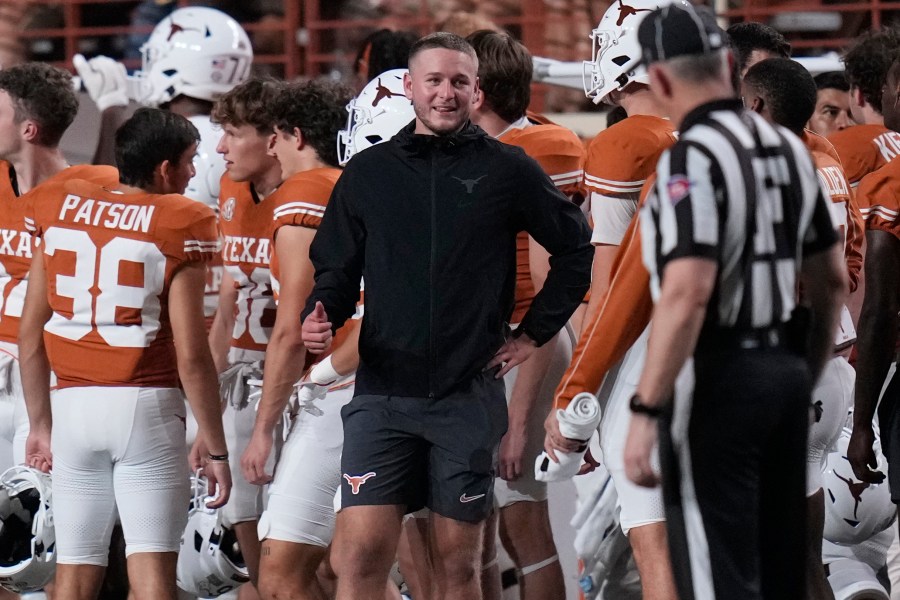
top-left (0, 62), bottom-right (78, 147)
top-left (211, 77), bottom-right (285, 133)
top-left (843, 28), bottom-right (900, 115)
top-left (271, 79), bottom-right (353, 168)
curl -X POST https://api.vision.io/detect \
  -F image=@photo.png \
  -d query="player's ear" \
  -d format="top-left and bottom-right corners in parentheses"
top-left (20, 119), bottom-right (38, 143)
top-left (157, 158), bottom-right (173, 189)
top-left (746, 95), bottom-right (764, 115)
top-left (472, 87), bottom-right (484, 110)
top-left (648, 64), bottom-right (672, 101)
top-left (403, 71), bottom-right (413, 100)
top-left (293, 126), bottom-right (304, 151)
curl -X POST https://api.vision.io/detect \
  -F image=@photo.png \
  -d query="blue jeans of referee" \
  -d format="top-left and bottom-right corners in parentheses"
top-left (660, 343), bottom-right (811, 600)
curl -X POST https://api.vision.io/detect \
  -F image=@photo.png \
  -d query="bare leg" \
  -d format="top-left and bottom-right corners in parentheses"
top-left (125, 552), bottom-right (178, 600)
top-left (429, 512), bottom-right (485, 600)
top-left (52, 564), bottom-right (105, 600)
top-left (257, 539), bottom-right (327, 600)
top-left (332, 506), bottom-right (405, 600)
top-left (628, 522), bottom-right (678, 600)
top-left (234, 521), bottom-right (262, 599)
top-left (498, 501), bottom-right (564, 600)
top-left (397, 516), bottom-right (433, 599)
top-left (481, 511), bottom-right (502, 600)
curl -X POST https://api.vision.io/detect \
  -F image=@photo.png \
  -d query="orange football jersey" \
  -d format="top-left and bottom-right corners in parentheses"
top-left (500, 123), bottom-right (584, 323)
top-left (0, 162), bottom-right (118, 345)
top-left (269, 167), bottom-right (341, 294)
top-left (856, 158), bottom-right (900, 240)
top-left (554, 176), bottom-right (657, 409)
top-left (583, 115), bottom-right (677, 246)
top-left (809, 150), bottom-right (863, 291)
top-left (25, 179), bottom-right (218, 388)
top-left (828, 124), bottom-right (900, 187)
top-left (268, 167), bottom-right (362, 369)
top-left (218, 176), bottom-right (278, 354)
top-left (803, 129), bottom-right (842, 166)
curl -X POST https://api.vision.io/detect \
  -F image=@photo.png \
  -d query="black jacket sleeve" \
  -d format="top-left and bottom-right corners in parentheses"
top-left (515, 156), bottom-right (593, 346)
top-left (301, 170), bottom-right (365, 332)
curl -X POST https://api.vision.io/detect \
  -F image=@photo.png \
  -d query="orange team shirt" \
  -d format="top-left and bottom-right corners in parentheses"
top-left (583, 115), bottom-right (677, 247)
top-left (803, 132), bottom-right (864, 292)
top-left (828, 124), bottom-right (900, 187)
top-left (269, 167), bottom-right (341, 294)
top-left (803, 128), bottom-right (842, 166)
top-left (0, 162), bottom-right (118, 346)
top-left (499, 122), bottom-right (584, 324)
top-left (554, 176), bottom-right (657, 409)
top-left (269, 167), bottom-right (360, 367)
top-left (857, 158), bottom-right (900, 241)
top-left (218, 176), bottom-right (278, 354)
top-left (25, 179), bottom-right (218, 388)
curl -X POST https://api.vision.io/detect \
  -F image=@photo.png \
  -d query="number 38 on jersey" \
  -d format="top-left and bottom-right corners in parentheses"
top-left (42, 227), bottom-right (166, 348)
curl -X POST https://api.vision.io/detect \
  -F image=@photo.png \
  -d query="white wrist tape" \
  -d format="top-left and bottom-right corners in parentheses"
top-left (309, 355), bottom-right (340, 386)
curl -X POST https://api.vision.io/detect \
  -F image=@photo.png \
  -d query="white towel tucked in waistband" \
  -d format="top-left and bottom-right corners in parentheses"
top-left (218, 361), bottom-right (263, 410)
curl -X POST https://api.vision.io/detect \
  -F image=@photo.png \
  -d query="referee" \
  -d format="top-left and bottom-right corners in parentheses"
top-left (621, 5), bottom-right (847, 599)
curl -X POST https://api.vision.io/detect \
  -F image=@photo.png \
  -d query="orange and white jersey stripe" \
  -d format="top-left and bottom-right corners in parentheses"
top-left (269, 167), bottom-right (341, 296)
top-left (218, 175), bottom-right (277, 354)
top-left (0, 162), bottom-right (118, 346)
top-left (583, 115), bottom-right (676, 246)
top-left (25, 178), bottom-right (218, 388)
top-left (829, 124), bottom-right (900, 187)
top-left (500, 120), bottom-right (585, 323)
top-left (856, 157), bottom-right (900, 241)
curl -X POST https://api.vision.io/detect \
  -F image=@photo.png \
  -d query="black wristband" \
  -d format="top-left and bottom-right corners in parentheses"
top-left (629, 393), bottom-right (664, 418)
top-left (207, 452), bottom-right (229, 461)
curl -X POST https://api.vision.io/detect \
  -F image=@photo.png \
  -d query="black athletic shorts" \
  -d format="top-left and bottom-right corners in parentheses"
top-left (339, 369), bottom-right (507, 523)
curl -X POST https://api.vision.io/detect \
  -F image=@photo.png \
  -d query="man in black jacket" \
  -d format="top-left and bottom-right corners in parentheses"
top-left (301, 32), bottom-right (592, 599)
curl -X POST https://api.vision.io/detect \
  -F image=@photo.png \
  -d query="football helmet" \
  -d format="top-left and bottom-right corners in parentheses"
top-left (138, 6), bottom-right (253, 107)
top-left (582, 0), bottom-right (689, 105)
top-left (176, 474), bottom-right (249, 597)
top-left (0, 466), bottom-right (55, 593)
top-left (337, 69), bottom-right (414, 166)
top-left (185, 115), bottom-right (226, 212)
top-left (823, 427), bottom-right (897, 546)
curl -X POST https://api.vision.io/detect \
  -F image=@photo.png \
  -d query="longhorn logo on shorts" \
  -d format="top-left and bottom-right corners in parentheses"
top-left (343, 472), bottom-right (377, 494)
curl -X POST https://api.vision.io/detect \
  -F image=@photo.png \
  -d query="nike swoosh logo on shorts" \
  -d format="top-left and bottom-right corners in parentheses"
top-left (459, 492), bottom-right (486, 503)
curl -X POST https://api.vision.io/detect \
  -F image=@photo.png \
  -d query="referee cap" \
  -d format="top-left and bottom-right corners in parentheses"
top-left (637, 3), bottom-right (725, 65)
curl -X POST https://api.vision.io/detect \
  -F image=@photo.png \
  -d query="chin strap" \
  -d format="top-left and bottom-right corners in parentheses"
top-left (516, 554), bottom-right (559, 578)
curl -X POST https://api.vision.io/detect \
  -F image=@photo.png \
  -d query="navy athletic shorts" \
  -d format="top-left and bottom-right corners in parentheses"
top-left (339, 369), bottom-right (507, 523)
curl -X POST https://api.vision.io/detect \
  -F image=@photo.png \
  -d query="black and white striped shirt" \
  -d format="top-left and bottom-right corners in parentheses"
top-left (640, 99), bottom-right (838, 331)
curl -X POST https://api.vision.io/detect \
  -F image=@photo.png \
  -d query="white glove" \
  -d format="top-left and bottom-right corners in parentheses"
top-left (73, 54), bottom-right (129, 111)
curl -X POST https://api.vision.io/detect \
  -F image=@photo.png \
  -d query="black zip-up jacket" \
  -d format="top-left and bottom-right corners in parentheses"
top-left (302, 122), bottom-right (592, 399)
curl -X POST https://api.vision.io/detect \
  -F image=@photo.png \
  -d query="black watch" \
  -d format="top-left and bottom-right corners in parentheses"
top-left (629, 393), bottom-right (664, 418)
